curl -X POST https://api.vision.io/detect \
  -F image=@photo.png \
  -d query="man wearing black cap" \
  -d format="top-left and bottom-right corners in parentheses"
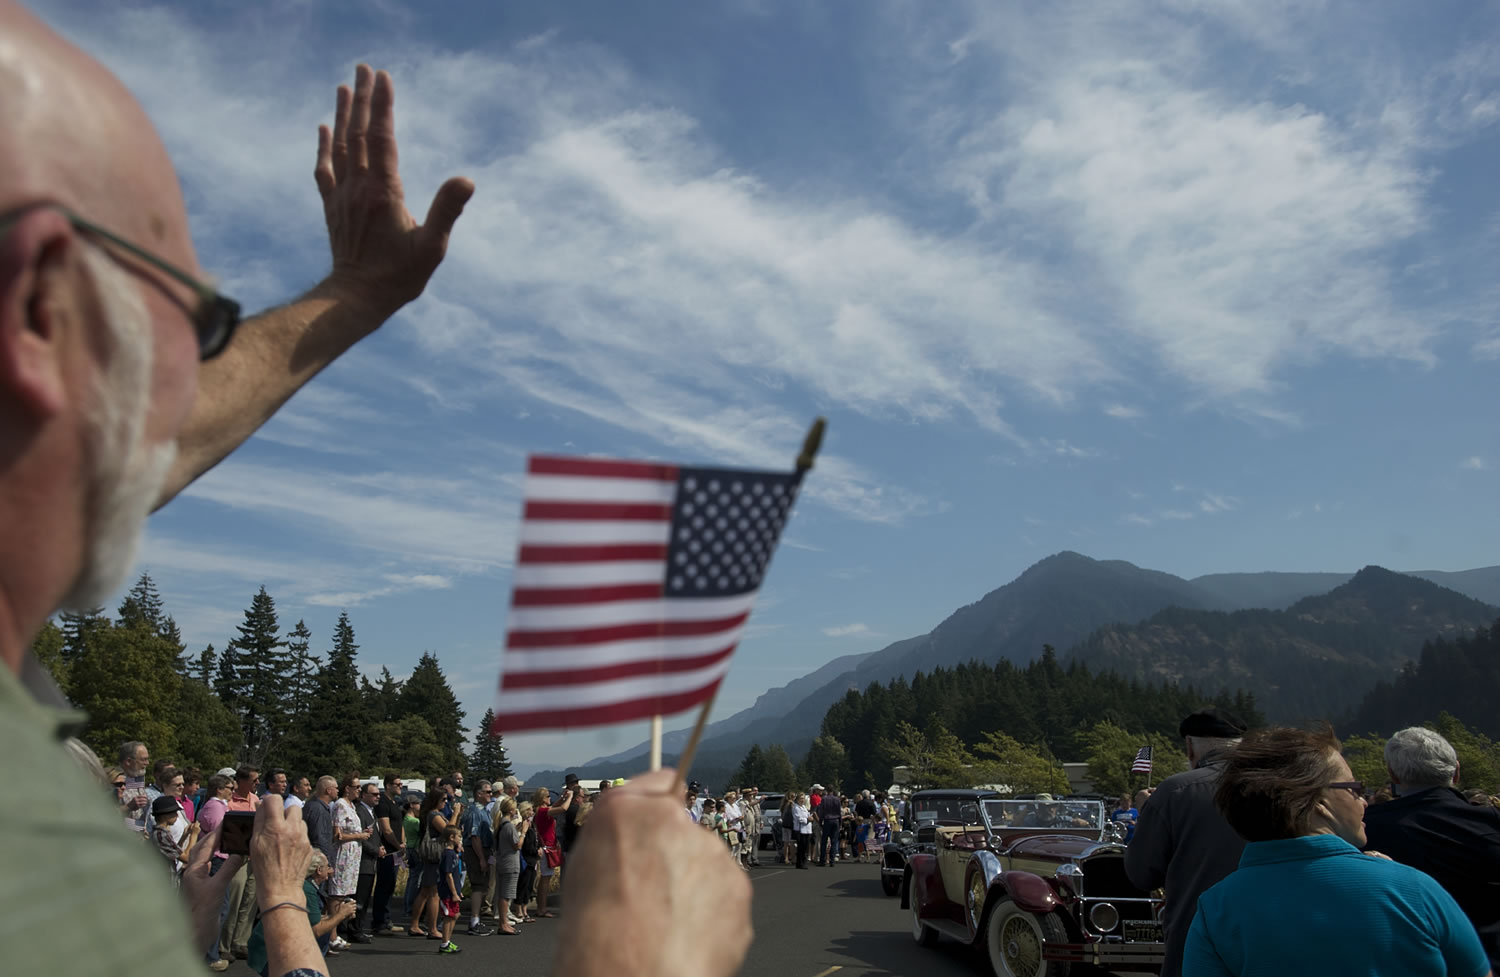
top-left (1125, 706), bottom-right (1248, 977)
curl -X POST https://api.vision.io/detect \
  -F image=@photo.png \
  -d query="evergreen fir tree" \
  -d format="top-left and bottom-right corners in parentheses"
top-left (398, 652), bottom-right (467, 772)
top-left (290, 612), bottom-right (367, 775)
top-left (469, 709), bottom-right (513, 781)
top-left (58, 606), bottom-right (107, 666)
top-left (194, 644), bottom-right (218, 687)
top-left (221, 587), bottom-right (293, 764)
top-left (285, 619), bottom-right (319, 722)
top-left (160, 616), bottom-right (189, 676)
top-left (116, 573), bottom-right (166, 633)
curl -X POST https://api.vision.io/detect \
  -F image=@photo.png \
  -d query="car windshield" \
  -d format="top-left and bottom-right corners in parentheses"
top-left (912, 796), bottom-right (983, 825)
top-left (760, 796), bottom-right (782, 811)
top-left (980, 799), bottom-right (1106, 831)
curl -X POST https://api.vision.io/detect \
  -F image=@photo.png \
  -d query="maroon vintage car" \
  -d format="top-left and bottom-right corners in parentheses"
top-left (903, 798), bottom-right (1164, 977)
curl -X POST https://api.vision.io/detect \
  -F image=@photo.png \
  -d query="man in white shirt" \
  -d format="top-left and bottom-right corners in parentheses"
top-left (285, 776), bottom-right (310, 810)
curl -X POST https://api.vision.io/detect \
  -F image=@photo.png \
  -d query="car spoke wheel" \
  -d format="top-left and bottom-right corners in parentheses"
top-left (911, 887), bottom-right (939, 947)
top-left (881, 874), bottom-right (901, 896)
top-left (986, 900), bottom-right (1069, 977)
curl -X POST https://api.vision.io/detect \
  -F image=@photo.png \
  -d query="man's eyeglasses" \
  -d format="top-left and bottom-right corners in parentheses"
top-left (0, 201), bottom-right (240, 360)
top-left (1327, 781), bottom-right (1365, 799)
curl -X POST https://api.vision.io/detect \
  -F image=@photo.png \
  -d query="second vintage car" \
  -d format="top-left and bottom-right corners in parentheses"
top-left (880, 788), bottom-right (1001, 896)
top-left (903, 797), bottom-right (1163, 977)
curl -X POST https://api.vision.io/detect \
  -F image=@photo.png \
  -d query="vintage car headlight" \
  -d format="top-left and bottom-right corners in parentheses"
top-left (1089, 902), bottom-right (1121, 933)
top-left (1055, 862), bottom-right (1084, 898)
top-left (1104, 820), bottom-right (1129, 843)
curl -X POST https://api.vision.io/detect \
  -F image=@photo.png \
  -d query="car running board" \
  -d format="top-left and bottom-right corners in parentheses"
top-left (923, 918), bottom-right (973, 944)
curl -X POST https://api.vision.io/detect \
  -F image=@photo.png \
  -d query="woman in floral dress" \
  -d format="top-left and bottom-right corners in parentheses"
top-left (330, 775), bottom-right (366, 904)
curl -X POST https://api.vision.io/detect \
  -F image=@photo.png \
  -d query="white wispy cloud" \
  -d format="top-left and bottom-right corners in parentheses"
top-left (306, 573), bottom-right (454, 607)
top-left (1104, 404), bottom-right (1144, 419)
top-left (1040, 438), bottom-right (1100, 459)
top-left (1460, 456), bottom-right (1489, 471)
top-left (1198, 493), bottom-right (1240, 513)
top-left (822, 622), bottom-right (873, 637)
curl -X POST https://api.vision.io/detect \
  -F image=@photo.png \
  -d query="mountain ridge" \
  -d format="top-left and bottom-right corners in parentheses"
top-left (525, 555), bottom-right (1500, 782)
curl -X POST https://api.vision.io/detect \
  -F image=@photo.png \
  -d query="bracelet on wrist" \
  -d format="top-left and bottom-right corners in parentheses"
top-left (261, 901), bottom-right (308, 917)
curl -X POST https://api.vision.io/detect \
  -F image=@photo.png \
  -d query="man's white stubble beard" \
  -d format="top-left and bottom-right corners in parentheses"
top-left (59, 247), bottom-right (177, 612)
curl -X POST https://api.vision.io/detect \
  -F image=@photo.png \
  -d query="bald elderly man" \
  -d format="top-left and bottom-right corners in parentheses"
top-left (0, 5), bottom-right (750, 977)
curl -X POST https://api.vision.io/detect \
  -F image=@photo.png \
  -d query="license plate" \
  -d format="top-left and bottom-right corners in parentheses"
top-left (1122, 921), bottom-right (1162, 943)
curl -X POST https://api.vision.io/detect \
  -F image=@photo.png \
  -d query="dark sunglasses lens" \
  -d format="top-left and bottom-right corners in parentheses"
top-left (198, 296), bottom-right (241, 360)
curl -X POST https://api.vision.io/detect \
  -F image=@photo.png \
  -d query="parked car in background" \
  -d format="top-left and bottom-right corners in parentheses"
top-left (881, 789), bottom-right (1001, 897)
top-left (904, 797), bottom-right (1157, 977)
top-left (757, 793), bottom-right (785, 850)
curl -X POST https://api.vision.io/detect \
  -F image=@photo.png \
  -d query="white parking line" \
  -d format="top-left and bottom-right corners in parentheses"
top-left (750, 870), bottom-right (786, 881)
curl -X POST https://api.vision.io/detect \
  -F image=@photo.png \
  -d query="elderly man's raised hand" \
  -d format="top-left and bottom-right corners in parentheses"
top-left (251, 796), bottom-right (314, 907)
top-left (314, 63), bottom-right (474, 318)
top-left (551, 768), bottom-right (751, 977)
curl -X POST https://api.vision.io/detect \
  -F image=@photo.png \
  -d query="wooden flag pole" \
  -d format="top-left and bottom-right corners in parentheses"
top-left (649, 716), bottom-right (664, 772)
top-left (669, 417), bottom-right (826, 793)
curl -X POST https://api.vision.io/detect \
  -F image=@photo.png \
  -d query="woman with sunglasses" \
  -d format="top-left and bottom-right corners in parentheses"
top-left (1183, 726), bottom-right (1490, 977)
top-left (106, 766), bottom-right (128, 818)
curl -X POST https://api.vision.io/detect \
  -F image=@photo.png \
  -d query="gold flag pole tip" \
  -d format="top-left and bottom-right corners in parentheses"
top-left (796, 416), bottom-right (827, 474)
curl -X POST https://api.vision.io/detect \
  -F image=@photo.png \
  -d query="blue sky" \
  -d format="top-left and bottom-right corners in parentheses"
top-left (43, 0), bottom-right (1500, 772)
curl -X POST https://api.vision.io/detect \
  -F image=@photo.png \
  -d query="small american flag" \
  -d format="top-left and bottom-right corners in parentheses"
top-left (491, 454), bottom-right (803, 732)
top-left (1131, 745), bottom-right (1153, 774)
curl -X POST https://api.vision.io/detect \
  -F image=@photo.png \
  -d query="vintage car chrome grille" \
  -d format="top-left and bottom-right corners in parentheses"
top-left (1080, 854), bottom-right (1156, 922)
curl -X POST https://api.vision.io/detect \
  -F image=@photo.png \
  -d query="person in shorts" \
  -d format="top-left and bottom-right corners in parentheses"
top-left (438, 826), bottom-right (464, 954)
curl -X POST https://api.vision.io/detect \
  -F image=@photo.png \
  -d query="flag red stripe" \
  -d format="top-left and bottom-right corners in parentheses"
top-left (505, 612), bottom-right (750, 649)
top-left (528, 456), bottom-right (680, 481)
top-left (511, 583), bottom-right (664, 607)
top-left (517, 543), bottom-right (669, 564)
top-left (523, 501), bottom-right (674, 521)
top-left (492, 676), bottom-right (725, 733)
top-left (501, 645), bottom-right (736, 689)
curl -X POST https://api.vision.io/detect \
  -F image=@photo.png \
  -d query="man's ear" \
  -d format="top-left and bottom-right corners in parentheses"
top-left (0, 213), bottom-right (77, 419)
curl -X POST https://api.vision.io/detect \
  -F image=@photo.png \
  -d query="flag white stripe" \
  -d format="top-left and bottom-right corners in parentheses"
top-left (517, 520), bottom-right (673, 545)
top-left (523, 475), bottom-right (680, 504)
top-left (500, 628), bottom-right (746, 673)
top-left (511, 562), bottom-right (665, 588)
top-left (506, 593), bottom-right (757, 632)
top-left (495, 657), bottom-right (733, 713)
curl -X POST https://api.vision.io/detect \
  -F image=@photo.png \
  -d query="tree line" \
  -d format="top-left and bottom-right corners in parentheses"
top-left (729, 647), bottom-right (1258, 795)
top-left (1343, 618), bottom-right (1500, 740)
top-left (32, 574), bottom-right (514, 783)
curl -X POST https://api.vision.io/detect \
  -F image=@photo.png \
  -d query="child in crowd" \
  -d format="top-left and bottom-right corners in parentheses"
top-left (438, 826), bottom-right (464, 954)
top-left (150, 794), bottom-right (197, 884)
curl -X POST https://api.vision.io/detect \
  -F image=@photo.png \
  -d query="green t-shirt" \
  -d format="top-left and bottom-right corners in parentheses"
top-left (403, 812), bottom-right (421, 851)
top-left (247, 878), bottom-right (322, 976)
top-left (0, 659), bottom-right (201, 973)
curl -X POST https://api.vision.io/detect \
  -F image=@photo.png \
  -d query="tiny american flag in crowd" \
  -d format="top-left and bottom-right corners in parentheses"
top-left (1131, 745), bottom-right (1153, 774)
top-left (491, 453), bottom-right (805, 732)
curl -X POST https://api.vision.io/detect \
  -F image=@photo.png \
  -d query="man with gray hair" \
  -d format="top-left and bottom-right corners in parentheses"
top-left (1125, 706), bottom-right (1250, 977)
top-left (1363, 726), bottom-right (1500, 969)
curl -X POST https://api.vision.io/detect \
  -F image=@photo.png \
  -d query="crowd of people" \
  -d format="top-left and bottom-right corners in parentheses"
top-left (103, 751), bottom-right (663, 968)
top-left (680, 782), bottom-right (905, 871)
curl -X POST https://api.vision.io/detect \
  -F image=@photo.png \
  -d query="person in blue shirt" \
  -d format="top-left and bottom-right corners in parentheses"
top-left (1110, 793), bottom-right (1138, 842)
top-left (1183, 726), bottom-right (1491, 977)
top-left (438, 826), bottom-right (465, 955)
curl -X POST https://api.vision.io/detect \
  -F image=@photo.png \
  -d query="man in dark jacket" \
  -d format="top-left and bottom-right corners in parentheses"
top-left (1362, 726), bottom-right (1500, 969)
top-left (1125, 707), bottom-right (1249, 977)
top-left (817, 791), bottom-right (843, 866)
top-left (350, 783), bottom-right (382, 942)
